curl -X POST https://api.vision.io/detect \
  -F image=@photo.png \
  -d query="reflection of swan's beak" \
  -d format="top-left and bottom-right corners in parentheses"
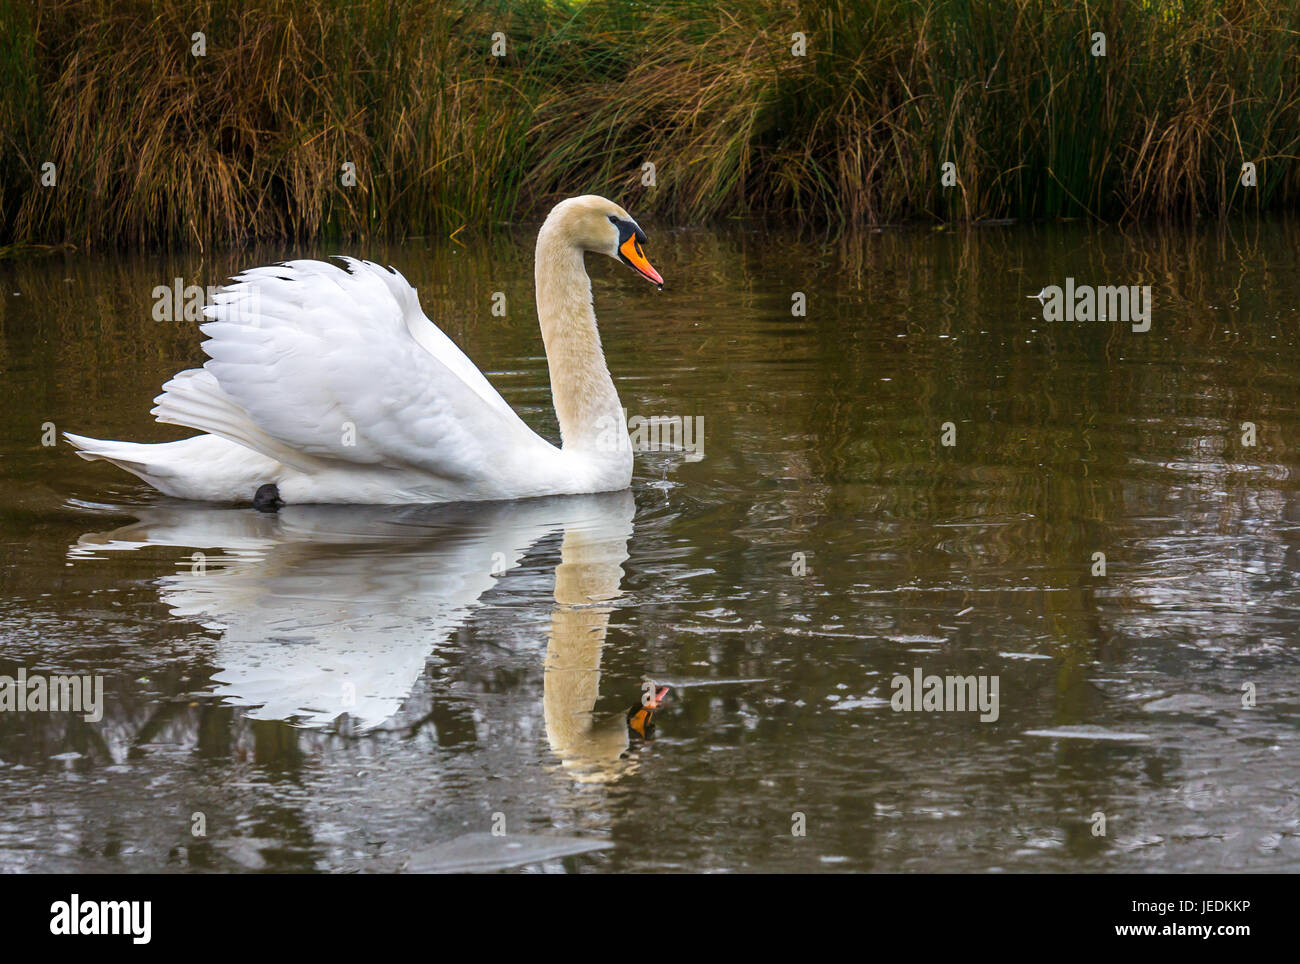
top-left (618, 233), bottom-right (664, 289)
top-left (626, 685), bottom-right (670, 739)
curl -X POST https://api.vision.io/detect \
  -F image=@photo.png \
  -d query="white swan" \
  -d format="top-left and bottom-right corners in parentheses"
top-left (65, 195), bottom-right (663, 505)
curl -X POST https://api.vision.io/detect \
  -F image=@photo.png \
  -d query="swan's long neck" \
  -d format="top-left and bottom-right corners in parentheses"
top-left (535, 225), bottom-right (625, 454)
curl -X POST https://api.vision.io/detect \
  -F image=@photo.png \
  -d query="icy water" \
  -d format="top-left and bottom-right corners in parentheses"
top-left (1, 220), bottom-right (1299, 873)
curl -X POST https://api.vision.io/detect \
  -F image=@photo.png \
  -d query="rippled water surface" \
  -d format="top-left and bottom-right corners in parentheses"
top-left (2, 221), bottom-right (1299, 872)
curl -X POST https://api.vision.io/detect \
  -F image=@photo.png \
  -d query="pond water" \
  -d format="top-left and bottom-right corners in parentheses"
top-left (1, 219), bottom-right (1298, 872)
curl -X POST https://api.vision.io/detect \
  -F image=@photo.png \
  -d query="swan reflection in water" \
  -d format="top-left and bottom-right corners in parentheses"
top-left (71, 488), bottom-right (663, 782)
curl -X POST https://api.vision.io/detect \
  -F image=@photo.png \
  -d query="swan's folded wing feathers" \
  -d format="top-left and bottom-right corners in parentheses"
top-left (152, 368), bottom-right (323, 474)
top-left (174, 258), bottom-right (543, 481)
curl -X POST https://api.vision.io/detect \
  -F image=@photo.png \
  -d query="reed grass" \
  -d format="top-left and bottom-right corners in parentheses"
top-left (2, 0), bottom-right (1299, 247)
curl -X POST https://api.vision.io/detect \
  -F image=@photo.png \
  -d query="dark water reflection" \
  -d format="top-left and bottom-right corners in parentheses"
top-left (1, 220), bottom-right (1299, 872)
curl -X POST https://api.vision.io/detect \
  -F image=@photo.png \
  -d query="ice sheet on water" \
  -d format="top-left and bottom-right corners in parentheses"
top-left (1024, 725), bottom-right (1152, 742)
top-left (829, 695), bottom-right (891, 711)
top-left (653, 676), bottom-right (771, 688)
top-left (404, 833), bottom-right (612, 874)
top-left (1141, 694), bottom-right (1221, 713)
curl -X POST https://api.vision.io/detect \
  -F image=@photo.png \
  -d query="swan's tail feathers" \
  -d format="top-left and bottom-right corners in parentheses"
top-left (64, 431), bottom-right (282, 502)
top-left (64, 432), bottom-right (153, 475)
top-left (151, 368), bottom-right (316, 474)
top-left (63, 432), bottom-right (195, 497)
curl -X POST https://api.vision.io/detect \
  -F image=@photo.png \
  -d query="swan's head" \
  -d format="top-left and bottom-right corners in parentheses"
top-left (543, 195), bottom-right (664, 289)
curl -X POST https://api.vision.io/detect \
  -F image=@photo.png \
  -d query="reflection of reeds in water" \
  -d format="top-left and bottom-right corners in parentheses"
top-left (781, 217), bottom-right (1300, 669)
top-left (3, 0), bottom-right (1300, 247)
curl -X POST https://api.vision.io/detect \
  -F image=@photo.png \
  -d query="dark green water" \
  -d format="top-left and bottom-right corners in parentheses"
top-left (1, 220), bottom-right (1299, 872)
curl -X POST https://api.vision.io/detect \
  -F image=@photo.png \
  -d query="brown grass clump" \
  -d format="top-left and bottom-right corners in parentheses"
top-left (1, 0), bottom-right (1298, 247)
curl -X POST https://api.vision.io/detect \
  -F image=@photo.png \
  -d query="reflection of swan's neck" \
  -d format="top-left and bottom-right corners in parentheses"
top-left (535, 226), bottom-right (624, 454)
top-left (543, 588), bottom-right (618, 754)
top-left (543, 524), bottom-right (632, 780)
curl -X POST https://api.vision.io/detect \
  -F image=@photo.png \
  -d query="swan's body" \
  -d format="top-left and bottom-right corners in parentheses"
top-left (66, 196), bottom-right (663, 505)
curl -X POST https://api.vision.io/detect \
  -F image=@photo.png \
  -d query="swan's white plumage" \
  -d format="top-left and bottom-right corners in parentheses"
top-left (66, 195), bottom-right (653, 504)
top-left (157, 258), bottom-right (552, 483)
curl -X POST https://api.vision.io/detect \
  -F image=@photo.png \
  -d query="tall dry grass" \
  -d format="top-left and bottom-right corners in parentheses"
top-left (1, 0), bottom-right (1299, 248)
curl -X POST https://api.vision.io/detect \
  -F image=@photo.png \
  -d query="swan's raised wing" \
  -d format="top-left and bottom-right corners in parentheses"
top-left (152, 258), bottom-right (551, 480)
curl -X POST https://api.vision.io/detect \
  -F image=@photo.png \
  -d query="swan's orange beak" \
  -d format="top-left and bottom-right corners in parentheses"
top-left (627, 685), bottom-right (670, 738)
top-left (619, 235), bottom-right (663, 288)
